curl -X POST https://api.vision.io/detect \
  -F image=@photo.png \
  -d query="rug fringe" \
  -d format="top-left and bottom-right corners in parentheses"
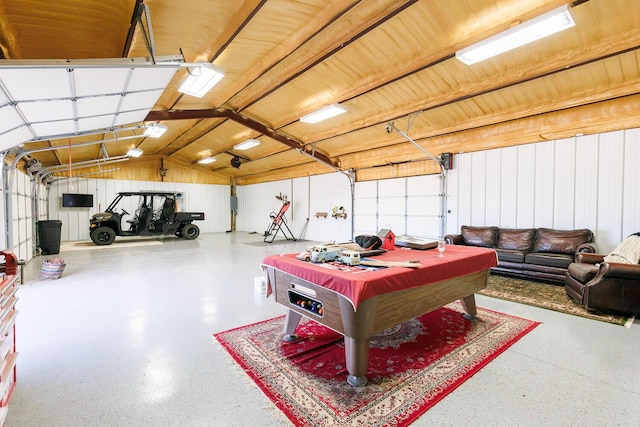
top-left (211, 338), bottom-right (259, 388)
top-left (623, 314), bottom-right (637, 328)
top-left (211, 336), bottom-right (294, 425)
top-left (265, 405), bottom-right (295, 426)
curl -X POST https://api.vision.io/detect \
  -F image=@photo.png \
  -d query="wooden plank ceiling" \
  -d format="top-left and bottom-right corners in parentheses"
top-left (2, 0), bottom-right (640, 185)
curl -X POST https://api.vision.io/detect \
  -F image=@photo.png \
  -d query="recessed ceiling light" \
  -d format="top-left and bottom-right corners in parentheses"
top-left (127, 147), bottom-right (143, 158)
top-left (143, 123), bottom-right (168, 138)
top-left (197, 157), bottom-right (216, 164)
top-left (178, 61), bottom-right (225, 98)
top-left (300, 104), bottom-right (347, 124)
top-left (233, 139), bottom-right (260, 150)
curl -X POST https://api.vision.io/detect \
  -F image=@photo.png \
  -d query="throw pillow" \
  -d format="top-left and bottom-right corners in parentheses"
top-left (604, 235), bottom-right (640, 264)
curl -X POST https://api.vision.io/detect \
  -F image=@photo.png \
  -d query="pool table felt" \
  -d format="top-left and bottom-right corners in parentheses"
top-left (262, 244), bottom-right (497, 310)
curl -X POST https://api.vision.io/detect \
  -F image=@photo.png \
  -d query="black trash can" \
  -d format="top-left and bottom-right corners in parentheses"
top-left (37, 220), bottom-right (62, 255)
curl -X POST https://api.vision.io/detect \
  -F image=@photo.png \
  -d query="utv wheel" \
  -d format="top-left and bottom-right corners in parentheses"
top-left (181, 224), bottom-right (200, 240)
top-left (91, 227), bottom-right (116, 245)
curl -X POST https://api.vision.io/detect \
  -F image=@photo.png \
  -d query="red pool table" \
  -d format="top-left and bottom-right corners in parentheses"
top-left (262, 244), bottom-right (497, 386)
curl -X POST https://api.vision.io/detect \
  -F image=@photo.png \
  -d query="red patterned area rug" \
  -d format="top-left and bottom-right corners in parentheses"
top-left (213, 303), bottom-right (539, 426)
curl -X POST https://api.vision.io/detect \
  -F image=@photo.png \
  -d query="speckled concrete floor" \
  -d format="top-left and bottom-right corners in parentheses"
top-left (6, 232), bottom-right (640, 426)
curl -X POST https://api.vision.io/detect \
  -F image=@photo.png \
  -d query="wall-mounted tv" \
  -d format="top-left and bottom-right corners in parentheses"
top-left (62, 193), bottom-right (94, 208)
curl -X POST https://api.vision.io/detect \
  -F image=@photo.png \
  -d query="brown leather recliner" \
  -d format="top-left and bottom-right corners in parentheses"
top-left (565, 253), bottom-right (640, 314)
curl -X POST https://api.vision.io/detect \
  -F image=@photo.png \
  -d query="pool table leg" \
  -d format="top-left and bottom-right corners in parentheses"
top-left (283, 309), bottom-right (302, 342)
top-left (344, 336), bottom-right (369, 387)
top-left (460, 294), bottom-right (478, 320)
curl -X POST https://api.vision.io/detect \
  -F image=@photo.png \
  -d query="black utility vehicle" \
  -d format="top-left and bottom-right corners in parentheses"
top-left (90, 191), bottom-right (204, 245)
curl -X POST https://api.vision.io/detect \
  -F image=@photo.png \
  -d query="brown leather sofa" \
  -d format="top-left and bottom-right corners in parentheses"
top-left (566, 253), bottom-right (640, 314)
top-left (445, 226), bottom-right (596, 283)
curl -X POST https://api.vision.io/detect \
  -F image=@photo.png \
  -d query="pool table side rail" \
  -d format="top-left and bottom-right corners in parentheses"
top-left (267, 267), bottom-right (489, 338)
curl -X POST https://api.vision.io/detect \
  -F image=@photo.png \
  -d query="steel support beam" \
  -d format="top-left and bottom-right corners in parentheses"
top-left (145, 108), bottom-right (337, 167)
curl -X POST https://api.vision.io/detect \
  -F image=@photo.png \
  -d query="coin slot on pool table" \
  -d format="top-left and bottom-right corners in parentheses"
top-left (288, 290), bottom-right (324, 317)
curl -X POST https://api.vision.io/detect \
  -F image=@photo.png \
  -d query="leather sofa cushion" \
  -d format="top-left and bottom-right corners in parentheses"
top-left (497, 228), bottom-right (536, 251)
top-left (533, 228), bottom-right (592, 254)
top-left (461, 226), bottom-right (498, 247)
top-left (495, 249), bottom-right (526, 263)
top-left (525, 252), bottom-right (574, 269)
top-left (567, 262), bottom-right (599, 283)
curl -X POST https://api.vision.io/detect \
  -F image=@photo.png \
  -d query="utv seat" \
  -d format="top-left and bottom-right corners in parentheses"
top-left (128, 206), bottom-right (152, 232)
top-left (159, 198), bottom-right (176, 221)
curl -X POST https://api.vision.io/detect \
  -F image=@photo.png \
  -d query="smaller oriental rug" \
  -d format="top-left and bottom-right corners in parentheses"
top-left (213, 303), bottom-right (539, 427)
top-left (481, 274), bottom-right (633, 326)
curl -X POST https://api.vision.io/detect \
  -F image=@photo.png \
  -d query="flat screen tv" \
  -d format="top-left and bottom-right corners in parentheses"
top-left (62, 193), bottom-right (93, 208)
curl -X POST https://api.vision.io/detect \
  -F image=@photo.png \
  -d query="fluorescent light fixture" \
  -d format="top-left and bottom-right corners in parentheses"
top-left (178, 61), bottom-right (225, 98)
top-left (233, 139), bottom-right (260, 150)
top-left (197, 156), bottom-right (216, 164)
top-left (127, 147), bottom-right (143, 158)
top-left (455, 4), bottom-right (575, 65)
top-left (143, 123), bottom-right (168, 138)
top-left (300, 103), bottom-right (347, 124)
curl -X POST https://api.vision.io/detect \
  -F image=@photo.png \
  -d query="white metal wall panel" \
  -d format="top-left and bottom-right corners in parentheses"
top-left (574, 134), bottom-right (599, 231)
top-left (10, 174), bottom-right (23, 258)
top-left (5, 170), bottom-right (37, 261)
top-left (354, 216), bottom-right (377, 236)
top-left (378, 183), bottom-right (406, 234)
top-left (11, 217), bottom-right (18, 244)
top-left (353, 181), bottom-right (376, 236)
top-left (622, 129), bottom-right (640, 238)
top-left (377, 211), bottom-right (405, 236)
top-left (406, 215), bottom-right (435, 236)
top-left (516, 144), bottom-right (536, 228)
top-left (353, 198), bottom-right (377, 233)
top-left (444, 168), bottom-right (459, 235)
top-left (289, 178), bottom-right (306, 230)
top-left (407, 175), bottom-right (439, 196)
top-left (378, 178), bottom-right (404, 197)
top-left (354, 180), bottom-right (377, 199)
top-left (499, 146), bottom-right (518, 227)
top-left (292, 177), bottom-right (311, 240)
top-left (353, 180), bottom-right (377, 236)
top-left (406, 195), bottom-right (440, 216)
top-left (455, 154), bottom-right (473, 227)
top-left (18, 213), bottom-right (27, 242)
top-left (237, 180), bottom-right (295, 236)
top-left (354, 197), bottom-right (377, 215)
top-left (236, 183), bottom-right (259, 234)
top-left (406, 174), bottom-right (441, 239)
top-left (354, 175), bottom-right (445, 240)
top-left (470, 152), bottom-right (487, 226)
top-left (596, 131), bottom-right (625, 249)
top-left (236, 176), bottom-right (331, 241)
top-left (533, 141), bottom-right (555, 228)
top-left (406, 215), bottom-right (440, 238)
top-left (485, 150), bottom-right (502, 226)
top-left (553, 138), bottom-right (576, 229)
top-left (308, 173), bottom-right (352, 242)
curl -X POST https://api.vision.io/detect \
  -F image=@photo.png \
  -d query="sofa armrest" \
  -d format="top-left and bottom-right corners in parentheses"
top-left (577, 243), bottom-right (597, 253)
top-left (444, 234), bottom-right (464, 245)
top-left (575, 253), bottom-right (605, 264)
top-left (597, 262), bottom-right (640, 281)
